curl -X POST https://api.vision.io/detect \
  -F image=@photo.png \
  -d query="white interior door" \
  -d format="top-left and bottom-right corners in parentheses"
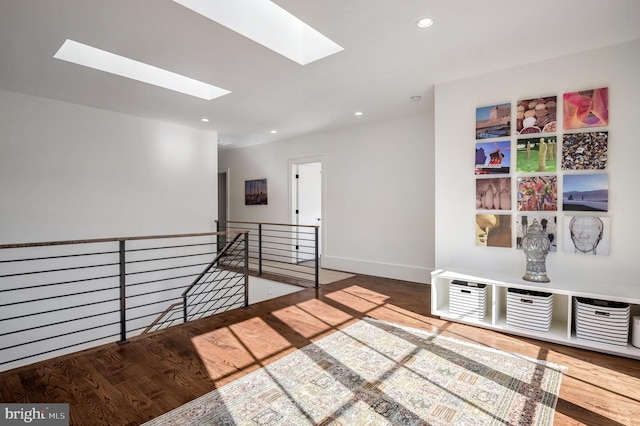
top-left (292, 161), bottom-right (322, 262)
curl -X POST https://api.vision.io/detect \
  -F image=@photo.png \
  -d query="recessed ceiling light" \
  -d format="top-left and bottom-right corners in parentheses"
top-left (355, 111), bottom-right (363, 116)
top-left (270, 130), bottom-right (278, 134)
top-left (54, 39), bottom-right (230, 100)
top-left (201, 118), bottom-right (210, 122)
top-left (416, 17), bottom-right (434, 28)
top-left (172, 0), bottom-right (343, 65)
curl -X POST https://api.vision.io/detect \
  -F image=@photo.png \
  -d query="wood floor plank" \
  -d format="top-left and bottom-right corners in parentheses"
top-left (0, 275), bottom-right (638, 425)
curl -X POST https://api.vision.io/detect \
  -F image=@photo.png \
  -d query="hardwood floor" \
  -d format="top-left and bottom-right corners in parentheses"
top-left (1, 274), bottom-right (639, 425)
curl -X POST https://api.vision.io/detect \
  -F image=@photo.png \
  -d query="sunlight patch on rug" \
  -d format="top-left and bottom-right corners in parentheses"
top-left (143, 318), bottom-right (565, 425)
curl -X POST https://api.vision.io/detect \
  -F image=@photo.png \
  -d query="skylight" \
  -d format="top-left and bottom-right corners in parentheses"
top-left (172, 0), bottom-right (344, 65)
top-left (53, 39), bottom-right (230, 100)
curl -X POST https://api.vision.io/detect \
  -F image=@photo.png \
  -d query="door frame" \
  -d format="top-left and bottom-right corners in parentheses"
top-left (218, 168), bottom-right (230, 250)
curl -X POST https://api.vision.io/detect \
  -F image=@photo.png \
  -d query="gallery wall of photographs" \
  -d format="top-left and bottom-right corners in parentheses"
top-left (475, 87), bottom-right (609, 256)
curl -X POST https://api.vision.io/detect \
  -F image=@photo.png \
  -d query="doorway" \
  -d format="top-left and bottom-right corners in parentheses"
top-left (290, 158), bottom-right (322, 263)
top-left (218, 169), bottom-right (229, 251)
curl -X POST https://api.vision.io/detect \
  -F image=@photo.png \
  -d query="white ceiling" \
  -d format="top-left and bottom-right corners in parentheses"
top-left (1, 0), bottom-right (639, 150)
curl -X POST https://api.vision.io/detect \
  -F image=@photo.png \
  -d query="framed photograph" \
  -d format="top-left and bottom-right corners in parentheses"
top-left (476, 177), bottom-right (511, 210)
top-left (516, 136), bottom-right (557, 173)
top-left (476, 214), bottom-right (512, 247)
top-left (245, 178), bottom-right (268, 205)
top-left (563, 215), bottom-right (610, 255)
top-left (476, 103), bottom-right (511, 139)
top-left (561, 131), bottom-right (608, 170)
top-left (563, 87), bottom-right (609, 130)
top-left (562, 173), bottom-right (608, 212)
top-left (516, 96), bottom-right (557, 134)
top-left (516, 176), bottom-right (558, 211)
top-left (475, 140), bottom-right (511, 175)
top-left (516, 215), bottom-right (557, 252)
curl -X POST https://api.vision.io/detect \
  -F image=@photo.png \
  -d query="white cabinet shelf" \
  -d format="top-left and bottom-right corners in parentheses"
top-left (431, 267), bottom-right (640, 360)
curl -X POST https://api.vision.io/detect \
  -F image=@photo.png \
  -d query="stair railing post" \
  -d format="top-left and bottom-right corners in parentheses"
top-left (258, 223), bottom-right (263, 276)
top-left (183, 294), bottom-right (188, 323)
top-left (244, 232), bottom-right (249, 307)
top-left (216, 220), bottom-right (220, 253)
top-left (118, 240), bottom-right (128, 344)
top-left (315, 226), bottom-right (319, 288)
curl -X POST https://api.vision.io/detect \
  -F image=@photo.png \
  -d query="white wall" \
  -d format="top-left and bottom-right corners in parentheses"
top-left (0, 89), bottom-right (220, 371)
top-left (249, 276), bottom-right (302, 304)
top-left (434, 39), bottom-right (640, 289)
top-left (219, 112), bottom-right (435, 284)
top-left (0, 89), bottom-right (219, 243)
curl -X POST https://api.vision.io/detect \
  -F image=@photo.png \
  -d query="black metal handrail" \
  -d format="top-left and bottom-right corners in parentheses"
top-left (216, 220), bottom-right (319, 287)
top-left (0, 230), bottom-right (249, 372)
top-left (141, 232), bottom-right (250, 334)
top-left (182, 232), bottom-right (248, 321)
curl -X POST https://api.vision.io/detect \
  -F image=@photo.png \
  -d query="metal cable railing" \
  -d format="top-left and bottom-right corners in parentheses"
top-left (216, 220), bottom-right (319, 287)
top-left (184, 232), bottom-right (248, 323)
top-left (0, 230), bottom-right (249, 372)
top-left (142, 232), bottom-right (249, 334)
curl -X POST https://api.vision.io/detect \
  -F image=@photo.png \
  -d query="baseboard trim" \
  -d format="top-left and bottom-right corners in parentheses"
top-left (321, 256), bottom-right (432, 284)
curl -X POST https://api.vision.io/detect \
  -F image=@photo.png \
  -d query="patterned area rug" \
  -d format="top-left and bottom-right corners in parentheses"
top-left (143, 319), bottom-right (565, 425)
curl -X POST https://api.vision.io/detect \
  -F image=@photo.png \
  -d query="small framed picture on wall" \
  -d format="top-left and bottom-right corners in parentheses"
top-left (516, 96), bottom-right (557, 134)
top-left (563, 215), bottom-right (610, 256)
top-left (562, 174), bottom-right (608, 212)
top-left (245, 178), bottom-right (268, 205)
top-left (476, 214), bottom-right (512, 248)
top-left (476, 177), bottom-right (511, 210)
top-left (561, 132), bottom-right (608, 170)
top-left (475, 103), bottom-right (511, 139)
top-left (475, 140), bottom-right (511, 175)
top-left (516, 176), bottom-right (558, 211)
top-left (563, 87), bottom-right (609, 130)
top-left (516, 215), bottom-right (557, 252)
top-left (516, 137), bottom-right (557, 173)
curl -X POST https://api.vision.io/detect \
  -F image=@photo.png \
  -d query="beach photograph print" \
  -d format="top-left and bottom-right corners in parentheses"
top-left (516, 96), bottom-right (557, 134)
top-left (563, 215), bottom-right (610, 256)
top-left (516, 215), bottom-right (558, 252)
top-left (563, 87), bottom-right (609, 130)
top-left (563, 173), bottom-right (608, 212)
top-left (517, 176), bottom-right (558, 211)
top-left (476, 103), bottom-right (511, 139)
top-left (475, 140), bottom-right (511, 175)
top-left (476, 177), bottom-right (511, 210)
top-left (561, 131), bottom-right (608, 170)
top-left (516, 136), bottom-right (557, 173)
top-left (476, 214), bottom-right (512, 248)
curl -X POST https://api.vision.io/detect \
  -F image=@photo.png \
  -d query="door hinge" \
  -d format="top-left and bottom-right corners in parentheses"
top-left (295, 209), bottom-right (299, 214)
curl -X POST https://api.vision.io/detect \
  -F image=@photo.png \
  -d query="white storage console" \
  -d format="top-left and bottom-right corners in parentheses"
top-left (431, 267), bottom-right (640, 360)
